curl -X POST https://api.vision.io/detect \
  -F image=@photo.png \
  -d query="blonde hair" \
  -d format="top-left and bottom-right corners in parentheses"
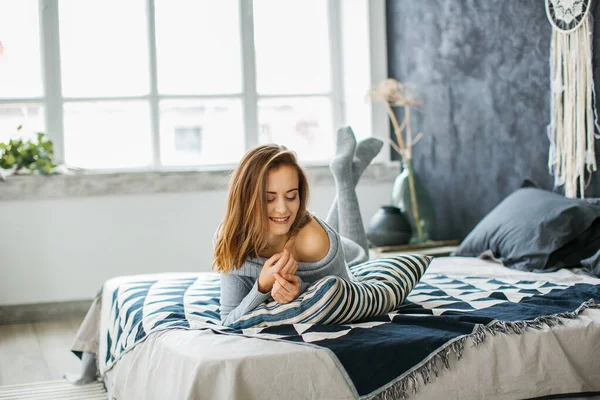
top-left (213, 144), bottom-right (311, 273)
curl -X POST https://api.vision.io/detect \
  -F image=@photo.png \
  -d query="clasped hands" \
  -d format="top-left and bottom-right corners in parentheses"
top-left (257, 248), bottom-right (300, 304)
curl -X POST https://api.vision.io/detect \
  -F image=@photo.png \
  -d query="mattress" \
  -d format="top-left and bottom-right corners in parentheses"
top-left (75, 256), bottom-right (600, 399)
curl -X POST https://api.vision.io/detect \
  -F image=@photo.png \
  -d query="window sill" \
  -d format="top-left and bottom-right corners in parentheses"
top-left (0, 162), bottom-right (400, 201)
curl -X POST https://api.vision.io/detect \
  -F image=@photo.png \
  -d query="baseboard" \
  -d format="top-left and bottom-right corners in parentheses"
top-left (0, 299), bottom-right (93, 325)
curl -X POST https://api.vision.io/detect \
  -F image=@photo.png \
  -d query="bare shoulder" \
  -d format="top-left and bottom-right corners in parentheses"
top-left (292, 218), bottom-right (330, 262)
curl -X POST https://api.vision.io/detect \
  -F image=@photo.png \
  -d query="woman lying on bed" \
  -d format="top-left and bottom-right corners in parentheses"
top-left (213, 127), bottom-right (383, 326)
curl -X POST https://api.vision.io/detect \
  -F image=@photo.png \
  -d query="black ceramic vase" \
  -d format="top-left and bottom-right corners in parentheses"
top-left (367, 206), bottom-right (412, 247)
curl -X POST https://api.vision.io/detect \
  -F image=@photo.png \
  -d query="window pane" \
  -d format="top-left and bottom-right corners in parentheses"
top-left (155, 0), bottom-right (242, 95)
top-left (258, 97), bottom-right (334, 162)
top-left (0, 0), bottom-right (43, 98)
top-left (341, 0), bottom-right (371, 143)
top-left (160, 99), bottom-right (244, 166)
top-left (0, 104), bottom-right (45, 144)
top-left (253, 0), bottom-right (331, 95)
top-left (63, 101), bottom-right (152, 169)
top-left (59, 0), bottom-right (149, 97)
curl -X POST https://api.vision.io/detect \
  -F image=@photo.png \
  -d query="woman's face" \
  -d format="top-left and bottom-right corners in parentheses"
top-left (265, 164), bottom-right (300, 237)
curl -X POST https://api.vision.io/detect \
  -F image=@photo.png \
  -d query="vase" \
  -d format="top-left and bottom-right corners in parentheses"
top-left (367, 206), bottom-right (412, 247)
top-left (391, 161), bottom-right (435, 244)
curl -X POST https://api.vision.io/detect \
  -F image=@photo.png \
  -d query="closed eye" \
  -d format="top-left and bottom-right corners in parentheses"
top-left (266, 189), bottom-right (298, 203)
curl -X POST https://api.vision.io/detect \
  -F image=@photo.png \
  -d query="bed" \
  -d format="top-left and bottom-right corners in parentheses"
top-left (71, 187), bottom-right (600, 399)
top-left (70, 256), bottom-right (600, 400)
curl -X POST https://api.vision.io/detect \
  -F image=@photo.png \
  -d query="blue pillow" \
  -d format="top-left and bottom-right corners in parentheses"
top-left (227, 254), bottom-right (432, 329)
top-left (454, 188), bottom-right (600, 272)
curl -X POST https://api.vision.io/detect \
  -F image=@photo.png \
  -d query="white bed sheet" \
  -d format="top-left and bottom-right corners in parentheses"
top-left (96, 257), bottom-right (600, 400)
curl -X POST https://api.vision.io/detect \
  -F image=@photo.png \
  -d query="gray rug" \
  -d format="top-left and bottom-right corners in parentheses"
top-left (0, 380), bottom-right (106, 399)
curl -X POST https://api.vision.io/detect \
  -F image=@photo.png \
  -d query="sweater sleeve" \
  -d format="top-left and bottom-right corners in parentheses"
top-left (340, 236), bottom-right (368, 267)
top-left (297, 276), bottom-right (311, 295)
top-left (220, 273), bottom-right (271, 326)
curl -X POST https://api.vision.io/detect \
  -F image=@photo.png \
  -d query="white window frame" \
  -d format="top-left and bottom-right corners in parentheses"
top-left (8, 0), bottom-right (389, 172)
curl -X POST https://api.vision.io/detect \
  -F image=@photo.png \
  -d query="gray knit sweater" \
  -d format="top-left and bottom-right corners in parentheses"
top-left (219, 215), bottom-right (367, 326)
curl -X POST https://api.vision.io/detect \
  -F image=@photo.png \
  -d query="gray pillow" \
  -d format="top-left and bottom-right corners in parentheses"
top-left (582, 249), bottom-right (600, 277)
top-left (454, 188), bottom-right (600, 272)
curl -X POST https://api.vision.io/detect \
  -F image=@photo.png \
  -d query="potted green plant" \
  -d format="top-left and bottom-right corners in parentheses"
top-left (0, 126), bottom-right (58, 179)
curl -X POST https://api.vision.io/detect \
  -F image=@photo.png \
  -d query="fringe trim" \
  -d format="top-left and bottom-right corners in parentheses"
top-left (367, 299), bottom-right (600, 400)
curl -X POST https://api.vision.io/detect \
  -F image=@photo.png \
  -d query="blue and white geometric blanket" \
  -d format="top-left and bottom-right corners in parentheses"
top-left (99, 260), bottom-right (600, 399)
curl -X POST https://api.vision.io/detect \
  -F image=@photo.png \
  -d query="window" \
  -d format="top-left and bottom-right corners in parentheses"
top-left (0, 0), bottom-right (387, 171)
top-left (0, 0), bottom-right (44, 144)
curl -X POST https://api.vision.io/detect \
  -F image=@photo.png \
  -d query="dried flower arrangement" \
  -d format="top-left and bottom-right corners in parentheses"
top-left (368, 78), bottom-right (425, 241)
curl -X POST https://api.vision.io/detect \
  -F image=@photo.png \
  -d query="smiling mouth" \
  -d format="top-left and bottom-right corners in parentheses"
top-left (269, 216), bottom-right (290, 223)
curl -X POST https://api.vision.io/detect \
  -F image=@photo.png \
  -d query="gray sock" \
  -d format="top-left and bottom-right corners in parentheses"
top-left (326, 127), bottom-right (382, 257)
top-left (326, 127), bottom-right (357, 229)
top-left (329, 126), bottom-right (357, 181)
top-left (354, 138), bottom-right (384, 182)
top-left (326, 136), bottom-right (383, 233)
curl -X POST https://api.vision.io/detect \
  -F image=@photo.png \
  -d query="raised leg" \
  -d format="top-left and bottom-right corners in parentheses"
top-left (326, 127), bottom-right (383, 258)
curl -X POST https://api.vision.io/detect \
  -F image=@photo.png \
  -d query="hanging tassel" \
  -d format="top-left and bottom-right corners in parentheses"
top-left (548, 12), bottom-right (599, 198)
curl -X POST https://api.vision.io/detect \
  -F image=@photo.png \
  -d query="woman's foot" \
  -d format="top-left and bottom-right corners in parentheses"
top-left (330, 126), bottom-right (357, 183)
top-left (353, 137), bottom-right (384, 184)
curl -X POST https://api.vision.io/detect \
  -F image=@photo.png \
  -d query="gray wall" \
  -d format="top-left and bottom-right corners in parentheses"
top-left (386, 0), bottom-right (600, 240)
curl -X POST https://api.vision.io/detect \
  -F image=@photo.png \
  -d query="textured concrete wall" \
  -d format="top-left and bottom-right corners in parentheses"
top-left (387, 0), bottom-right (600, 240)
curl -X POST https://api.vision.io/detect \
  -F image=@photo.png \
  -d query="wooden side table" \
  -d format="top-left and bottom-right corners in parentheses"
top-left (369, 240), bottom-right (460, 259)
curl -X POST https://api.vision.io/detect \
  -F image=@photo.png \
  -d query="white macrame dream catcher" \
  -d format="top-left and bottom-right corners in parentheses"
top-left (546, 0), bottom-right (599, 198)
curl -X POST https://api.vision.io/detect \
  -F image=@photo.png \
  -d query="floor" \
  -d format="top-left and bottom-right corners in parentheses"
top-left (0, 314), bottom-right (84, 386)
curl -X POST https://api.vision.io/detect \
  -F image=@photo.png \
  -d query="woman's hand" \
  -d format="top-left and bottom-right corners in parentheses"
top-left (279, 248), bottom-right (298, 276)
top-left (257, 248), bottom-right (298, 293)
top-left (271, 273), bottom-right (300, 304)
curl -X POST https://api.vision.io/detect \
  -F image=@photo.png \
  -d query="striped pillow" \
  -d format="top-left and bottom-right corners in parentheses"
top-left (227, 254), bottom-right (432, 329)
